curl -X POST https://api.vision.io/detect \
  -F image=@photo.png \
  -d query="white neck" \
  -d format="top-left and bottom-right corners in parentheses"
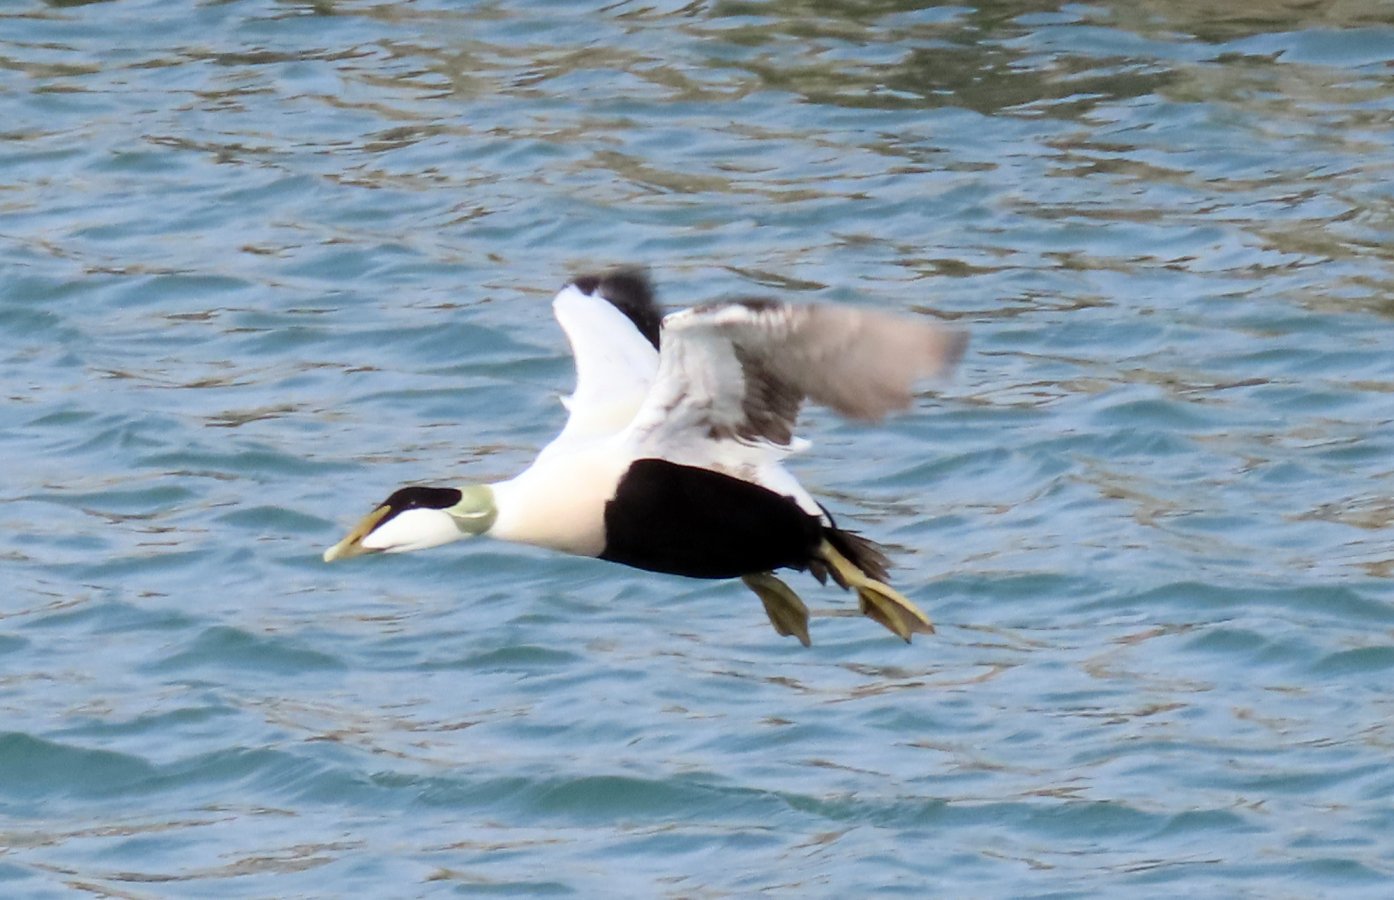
top-left (488, 440), bottom-right (631, 558)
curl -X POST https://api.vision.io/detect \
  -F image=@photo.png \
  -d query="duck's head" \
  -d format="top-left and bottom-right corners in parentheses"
top-left (323, 484), bottom-right (497, 562)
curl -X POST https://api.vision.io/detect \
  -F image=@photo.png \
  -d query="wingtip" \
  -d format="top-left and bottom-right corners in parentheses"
top-left (568, 266), bottom-right (662, 350)
top-left (914, 321), bottom-right (968, 381)
top-left (939, 328), bottom-right (969, 376)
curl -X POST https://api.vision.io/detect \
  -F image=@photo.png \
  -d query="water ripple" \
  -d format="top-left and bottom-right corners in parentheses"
top-left (2, 0), bottom-right (1392, 896)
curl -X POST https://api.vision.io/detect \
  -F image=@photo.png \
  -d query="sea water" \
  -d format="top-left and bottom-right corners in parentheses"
top-left (2, 1), bottom-right (1392, 895)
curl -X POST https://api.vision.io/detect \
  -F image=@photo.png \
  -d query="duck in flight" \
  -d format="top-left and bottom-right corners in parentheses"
top-left (323, 269), bottom-right (965, 645)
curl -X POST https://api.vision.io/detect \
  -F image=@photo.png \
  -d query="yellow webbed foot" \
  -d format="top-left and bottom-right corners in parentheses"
top-left (818, 539), bottom-right (934, 642)
top-left (742, 572), bottom-right (812, 647)
top-left (856, 580), bottom-right (935, 642)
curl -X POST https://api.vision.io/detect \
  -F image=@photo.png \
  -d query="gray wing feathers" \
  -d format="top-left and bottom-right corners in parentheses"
top-left (746, 302), bottom-right (965, 423)
top-left (650, 301), bottom-right (965, 448)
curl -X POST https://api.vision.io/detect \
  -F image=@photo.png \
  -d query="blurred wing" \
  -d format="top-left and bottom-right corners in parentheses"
top-left (625, 299), bottom-right (966, 467)
top-left (549, 271), bottom-right (662, 447)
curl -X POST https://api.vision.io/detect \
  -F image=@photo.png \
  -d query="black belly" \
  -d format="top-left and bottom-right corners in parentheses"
top-left (599, 458), bottom-right (823, 580)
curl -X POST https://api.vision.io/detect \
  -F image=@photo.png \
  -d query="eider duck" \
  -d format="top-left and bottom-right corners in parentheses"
top-left (324, 269), bottom-right (965, 645)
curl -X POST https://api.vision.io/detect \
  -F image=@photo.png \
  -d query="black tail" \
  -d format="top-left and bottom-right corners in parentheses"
top-left (808, 511), bottom-right (934, 642)
top-left (809, 504), bottom-right (892, 584)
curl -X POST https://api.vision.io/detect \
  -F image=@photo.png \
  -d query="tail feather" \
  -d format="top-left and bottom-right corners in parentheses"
top-left (822, 526), bottom-right (891, 584)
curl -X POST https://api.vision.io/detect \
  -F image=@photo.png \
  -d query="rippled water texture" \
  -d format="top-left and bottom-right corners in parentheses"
top-left (3, 0), bottom-right (1393, 896)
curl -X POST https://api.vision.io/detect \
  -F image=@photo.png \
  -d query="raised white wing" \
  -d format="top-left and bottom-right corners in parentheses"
top-left (623, 299), bottom-right (966, 472)
top-left (548, 273), bottom-right (662, 448)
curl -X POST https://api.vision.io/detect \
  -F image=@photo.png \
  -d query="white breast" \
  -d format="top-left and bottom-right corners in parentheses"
top-left (488, 439), bottom-right (632, 558)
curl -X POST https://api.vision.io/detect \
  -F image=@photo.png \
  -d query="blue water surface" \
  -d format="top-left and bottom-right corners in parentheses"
top-left (2, 0), bottom-right (1393, 896)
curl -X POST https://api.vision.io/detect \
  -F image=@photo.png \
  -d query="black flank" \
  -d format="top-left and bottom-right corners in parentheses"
top-left (600, 459), bottom-right (823, 580)
top-left (573, 267), bottom-right (663, 350)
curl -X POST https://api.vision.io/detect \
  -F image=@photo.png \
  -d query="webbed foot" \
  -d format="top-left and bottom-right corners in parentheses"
top-left (854, 580), bottom-right (935, 642)
top-left (818, 540), bottom-right (934, 642)
top-left (742, 572), bottom-right (812, 647)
